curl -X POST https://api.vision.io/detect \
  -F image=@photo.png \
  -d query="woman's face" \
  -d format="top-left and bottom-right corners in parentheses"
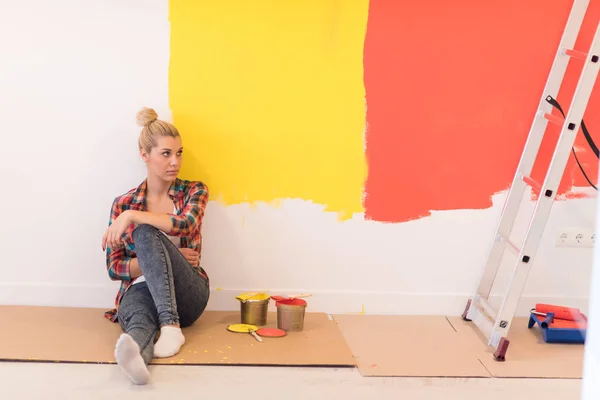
top-left (141, 136), bottom-right (183, 182)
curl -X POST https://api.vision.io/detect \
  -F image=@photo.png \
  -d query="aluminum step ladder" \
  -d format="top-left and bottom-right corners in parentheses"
top-left (462, 0), bottom-right (600, 361)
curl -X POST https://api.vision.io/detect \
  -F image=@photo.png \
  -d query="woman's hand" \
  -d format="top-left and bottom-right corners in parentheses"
top-left (179, 248), bottom-right (200, 266)
top-left (102, 210), bottom-right (132, 251)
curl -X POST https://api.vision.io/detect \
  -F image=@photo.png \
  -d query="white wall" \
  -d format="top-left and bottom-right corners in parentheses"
top-left (583, 177), bottom-right (600, 399)
top-left (0, 0), bottom-right (171, 303)
top-left (0, 0), bottom-right (595, 318)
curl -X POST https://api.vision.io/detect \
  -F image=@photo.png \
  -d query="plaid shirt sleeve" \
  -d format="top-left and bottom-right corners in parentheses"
top-left (168, 182), bottom-right (209, 237)
top-left (106, 198), bottom-right (133, 282)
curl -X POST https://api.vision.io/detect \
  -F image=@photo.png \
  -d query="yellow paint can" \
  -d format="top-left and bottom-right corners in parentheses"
top-left (237, 292), bottom-right (270, 326)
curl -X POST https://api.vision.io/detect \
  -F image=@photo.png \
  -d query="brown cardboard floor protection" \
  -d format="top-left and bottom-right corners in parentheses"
top-left (448, 316), bottom-right (585, 378)
top-left (334, 315), bottom-right (584, 378)
top-left (0, 306), bottom-right (355, 367)
top-left (333, 314), bottom-right (491, 377)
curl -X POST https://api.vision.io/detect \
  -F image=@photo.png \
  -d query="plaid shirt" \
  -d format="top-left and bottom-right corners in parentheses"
top-left (104, 178), bottom-right (209, 322)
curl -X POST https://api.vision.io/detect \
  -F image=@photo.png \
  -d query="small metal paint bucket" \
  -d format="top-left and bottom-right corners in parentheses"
top-left (237, 292), bottom-right (270, 326)
top-left (276, 298), bottom-right (307, 332)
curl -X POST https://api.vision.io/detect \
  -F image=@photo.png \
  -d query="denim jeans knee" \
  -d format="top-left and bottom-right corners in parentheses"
top-left (132, 223), bottom-right (160, 242)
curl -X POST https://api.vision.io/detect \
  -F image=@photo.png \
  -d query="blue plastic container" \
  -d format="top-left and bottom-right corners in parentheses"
top-left (528, 312), bottom-right (586, 344)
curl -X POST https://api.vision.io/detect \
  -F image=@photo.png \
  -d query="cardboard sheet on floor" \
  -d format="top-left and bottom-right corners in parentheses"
top-left (333, 314), bottom-right (491, 377)
top-left (0, 306), bottom-right (356, 367)
top-left (448, 316), bottom-right (585, 378)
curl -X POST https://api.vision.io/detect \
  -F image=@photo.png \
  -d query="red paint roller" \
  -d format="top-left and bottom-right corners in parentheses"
top-left (534, 304), bottom-right (582, 321)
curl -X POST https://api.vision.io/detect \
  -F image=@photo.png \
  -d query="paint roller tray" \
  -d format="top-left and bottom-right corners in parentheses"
top-left (528, 312), bottom-right (587, 344)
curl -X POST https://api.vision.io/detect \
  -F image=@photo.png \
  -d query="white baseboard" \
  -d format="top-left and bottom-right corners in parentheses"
top-left (0, 283), bottom-right (589, 317)
top-left (209, 290), bottom-right (590, 317)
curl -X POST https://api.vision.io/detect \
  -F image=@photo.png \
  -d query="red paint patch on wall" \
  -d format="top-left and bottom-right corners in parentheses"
top-left (363, 0), bottom-right (600, 223)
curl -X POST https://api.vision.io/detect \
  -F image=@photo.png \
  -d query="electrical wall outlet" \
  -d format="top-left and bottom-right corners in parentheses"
top-left (556, 228), bottom-right (595, 248)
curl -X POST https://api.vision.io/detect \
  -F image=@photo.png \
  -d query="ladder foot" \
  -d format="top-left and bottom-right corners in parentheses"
top-left (461, 299), bottom-right (472, 321)
top-left (493, 337), bottom-right (510, 362)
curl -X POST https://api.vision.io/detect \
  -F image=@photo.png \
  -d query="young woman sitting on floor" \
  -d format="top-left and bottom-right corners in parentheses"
top-left (102, 107), bottom-right (210, 385)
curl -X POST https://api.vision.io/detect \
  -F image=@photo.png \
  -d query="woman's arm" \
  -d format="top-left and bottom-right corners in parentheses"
top-left (124, 183), bottom-right (208, 236)
top-left (167, 182), bottom-right (209, 237)
top-left (127, 210), bottom-right (173, 233)
top-left (105, 198), bottom-right (137, 281)
top-left (103, 182), bottom-right (209, 257)
top-left (106, 253), bottom-right (143, 281)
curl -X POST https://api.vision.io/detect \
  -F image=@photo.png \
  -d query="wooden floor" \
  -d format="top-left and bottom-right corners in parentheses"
top-left (0, 362), bottom-right (583, 400)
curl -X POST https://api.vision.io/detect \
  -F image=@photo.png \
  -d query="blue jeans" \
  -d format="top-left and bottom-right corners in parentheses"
top-left (117, 224), bottom-right (210, 364)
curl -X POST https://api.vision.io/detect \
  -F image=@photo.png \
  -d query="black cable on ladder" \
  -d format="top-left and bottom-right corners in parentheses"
top-left (546, 96), bottom-right (599, 158)
top-left (571, 148), bottom-right (597, 190)
top-left (545, 95), bottom-right (598, 190)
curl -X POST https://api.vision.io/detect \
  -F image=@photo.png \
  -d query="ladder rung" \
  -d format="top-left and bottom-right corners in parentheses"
top-left (472, 312), bottom-right (493, 341)
top-left (497, 233), bottom-right (522, 255)
top-left (477, 297), bottom-right (498, 321)
top-left (472, 311), bottom-right (494, 340)
top-left (565, 48), bottom-right (588, 60)
top-left (520, 174), bottom-right (542, 191)
top-left (543, 112), bottom-right (564, 126)
top-left (468, 299), bottom-right (495, 341)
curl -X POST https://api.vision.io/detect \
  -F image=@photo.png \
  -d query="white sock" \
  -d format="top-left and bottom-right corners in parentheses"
top-left (114, 334), bottom-right (150, 385)
top-left (153, 325), bottom-right (185, 358)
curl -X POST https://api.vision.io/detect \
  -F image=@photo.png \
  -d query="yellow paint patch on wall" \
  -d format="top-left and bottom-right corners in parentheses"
top-left (169, 0), bottom-right (369, 218)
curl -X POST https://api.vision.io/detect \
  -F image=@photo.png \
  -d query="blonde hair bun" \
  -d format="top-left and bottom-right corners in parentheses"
top-left (136, 107), bottom-right (158, 127)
